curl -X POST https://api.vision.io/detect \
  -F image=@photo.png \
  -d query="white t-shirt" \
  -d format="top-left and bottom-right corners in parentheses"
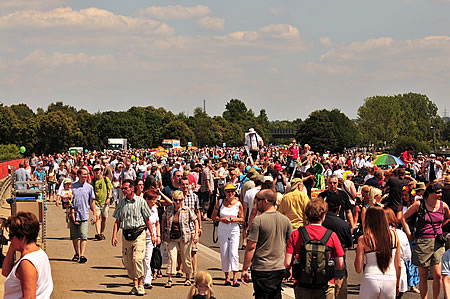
top-left (244, 186), bottom-right (261, 217)
top-left (4, 249), bottom-right (53, 299)
top-left (146, 206), bottom-right (159, 240)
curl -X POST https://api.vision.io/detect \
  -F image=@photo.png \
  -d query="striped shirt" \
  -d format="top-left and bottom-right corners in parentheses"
top-left (112, 194), bottom-right (152, 230)
top-left (162, 205), bottom-right (197, 242)
top-left (183, 190), bottom-right (200, 230)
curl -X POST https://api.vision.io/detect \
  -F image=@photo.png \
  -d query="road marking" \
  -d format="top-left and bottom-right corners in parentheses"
top-left (198, 243), bottom-right (295, 299)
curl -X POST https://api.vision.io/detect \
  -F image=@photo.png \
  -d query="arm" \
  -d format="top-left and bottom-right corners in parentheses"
top-left (241, 240), bottom-right (257, 285)
top-left (397, 205), bottom-right (412, 240)
top-left (394, 231), bottom-right (401, 294)
top-left (157, 189), bottom-right (173, 206)
top-left (145, 217), bottom-right (156, 244)
top-left (193, 218), bottom-right (199, 244)
top-left (403, 200), bottom-right (420, 220)
top-left (111, 219), bottom-right (120, 247)
top-left (155, 220), bottom-right (161, 245)
top-left (1, 245), bottom-right (16, 277)
top-left (196, 209), bottom-right (202, 237)
top-left (248, 207), bottom-right (258, 229)
top-left (233, 202), bottom-right (245, 223)
top-left (346, 209), bottom-right (356, 229)
top-left (90, 198), bottom-right (97, 222)
top-left (16, 259), bottom-right (38, 299)
top-left (443, 202), bottom-right (450, 227)
top-left (354, 236), bottom-right (365, 274)
top-left (334, 256), bottom-right (345, 271)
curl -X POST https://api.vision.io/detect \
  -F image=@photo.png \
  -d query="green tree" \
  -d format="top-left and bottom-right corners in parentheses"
top-left (296, 109), bottom-right (359, 153)
top-left (161, 120), bottom-right (195, 146)
top-left (357, 93), bottom-right (442, 146)
top-left (35, 111), bottom-right (82, 154)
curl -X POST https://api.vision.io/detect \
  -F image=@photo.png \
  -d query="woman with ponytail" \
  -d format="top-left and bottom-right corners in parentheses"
top-left (355, 206), bottom-right (401, 298)
top-left (186, 272), bottom-right (216, 299)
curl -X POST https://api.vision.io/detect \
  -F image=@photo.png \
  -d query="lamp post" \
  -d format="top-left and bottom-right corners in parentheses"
top-left (431, 125), bottom-right (436, 153)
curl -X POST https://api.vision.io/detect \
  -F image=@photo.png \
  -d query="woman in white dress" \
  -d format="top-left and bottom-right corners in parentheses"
top-left (212, 183), bottom-right (244, 287)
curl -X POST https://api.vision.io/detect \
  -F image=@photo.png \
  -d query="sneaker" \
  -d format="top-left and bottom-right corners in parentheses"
top-left (129, 286), bottom-right (138, 295)
top-left (137, 285), bottom-right (145, 296)
top-left (143, 283), bottom-right (152, 289)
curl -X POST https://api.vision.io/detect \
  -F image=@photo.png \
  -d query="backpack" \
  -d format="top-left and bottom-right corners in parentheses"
top-left (292, 226), bottom-right (334, 289)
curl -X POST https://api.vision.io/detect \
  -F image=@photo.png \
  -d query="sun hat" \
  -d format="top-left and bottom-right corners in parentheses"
top-left (415, 182), bottom-right (426, 191)
top-left (63, 178), bottom-right (72, 184)
top-left (223, 184), bottom-right (237, 191)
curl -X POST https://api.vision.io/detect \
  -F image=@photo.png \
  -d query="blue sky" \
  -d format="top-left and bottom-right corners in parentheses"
top-left (0, 0), bottom-right (449, 120)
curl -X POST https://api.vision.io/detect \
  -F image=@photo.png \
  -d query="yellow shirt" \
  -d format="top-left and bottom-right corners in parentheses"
top-left (277, 188), bottom-right (310, 229)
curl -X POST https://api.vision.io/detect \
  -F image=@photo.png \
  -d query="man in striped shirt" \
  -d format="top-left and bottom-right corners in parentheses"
top-left (111, 179), bottom-right (154, 296)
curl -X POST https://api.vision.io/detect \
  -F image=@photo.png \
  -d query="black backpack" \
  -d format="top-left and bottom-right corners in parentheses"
top-left (292, 227), bottom-right (334, 289)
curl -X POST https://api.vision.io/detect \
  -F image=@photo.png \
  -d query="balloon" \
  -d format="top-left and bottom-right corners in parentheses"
top-left (84, 149), bottom-right (88, 153)
top-left (19, 146), bottom-right (26, 154)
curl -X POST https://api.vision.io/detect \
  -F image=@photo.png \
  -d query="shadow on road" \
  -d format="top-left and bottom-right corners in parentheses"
top-left (71, 289), bottom-right (131, 296)
top-left (49, 258), bottom-right (75, 262)
top-left (91, 266), bottom-right (125, 270)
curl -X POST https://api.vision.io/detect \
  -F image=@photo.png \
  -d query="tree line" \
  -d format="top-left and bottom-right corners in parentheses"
top-left (0, 93), bottom-right (449, 157)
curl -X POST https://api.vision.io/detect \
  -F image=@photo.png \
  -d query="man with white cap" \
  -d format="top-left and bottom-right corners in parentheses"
top-left (244, 128), bottom-right (263, 162)
top-left (424, 154), bottom-right (443, 183)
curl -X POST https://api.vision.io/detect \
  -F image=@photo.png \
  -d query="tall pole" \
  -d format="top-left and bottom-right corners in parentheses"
top-left (203, 99), bottom-right (206, 113)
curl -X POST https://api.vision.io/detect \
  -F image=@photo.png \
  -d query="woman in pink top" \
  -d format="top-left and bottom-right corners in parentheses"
top-left (403, 183), bottom-right (450, 299)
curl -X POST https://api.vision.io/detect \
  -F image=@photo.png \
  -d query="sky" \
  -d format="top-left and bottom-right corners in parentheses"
top-left (0, 0), bottom-right (449, 121)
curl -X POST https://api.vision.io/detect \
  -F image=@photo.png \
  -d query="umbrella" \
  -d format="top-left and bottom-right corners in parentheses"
top-left (372, 154), bottom-right (405, 166)
top-left (154, 150), bottom-right (168, 157)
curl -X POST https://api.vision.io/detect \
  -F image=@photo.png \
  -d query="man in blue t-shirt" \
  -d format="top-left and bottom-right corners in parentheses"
top-left (70, 168), bottom-right (96, 264)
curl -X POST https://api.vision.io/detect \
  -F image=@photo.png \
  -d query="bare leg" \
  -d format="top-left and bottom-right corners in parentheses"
top-left (101, 217), bottom-right (107, 234)
top-left (418, 266), bottom-right (429, 299)
top-left (432, 263), bottom-right (442, 299)
top-left (191, 252), bottom-right (197, 275)
top-left (80, 239), bottom-right (87, 256)
top-left (72, 239), bottom-right (80, 255)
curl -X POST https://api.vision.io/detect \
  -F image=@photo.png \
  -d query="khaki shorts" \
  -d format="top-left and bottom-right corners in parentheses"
top-left (412, 237), bottom-right (445, 268)
top-left (95, 203), bottom-right (109, 218)
top-left (69, 219), bottom-right (88, 240)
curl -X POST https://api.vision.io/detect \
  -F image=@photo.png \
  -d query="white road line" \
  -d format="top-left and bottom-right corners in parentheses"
top-left (198, 243), bottom-right (295, 299)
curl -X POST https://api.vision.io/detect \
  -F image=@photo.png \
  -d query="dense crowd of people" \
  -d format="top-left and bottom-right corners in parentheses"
top-left (9, 129), bottom-right (450, 298)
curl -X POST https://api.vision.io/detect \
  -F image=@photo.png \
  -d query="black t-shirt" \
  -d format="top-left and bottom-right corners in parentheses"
top-left (323, 213), bottom-right (353, 277)
top-left (442, 188), bottom-right (450, 209)
top-left (386, 177), bottom-right (408, 212)
top-left (365, 177), bottom-right (380, 188)
top-left (318, 189), bottom-right (351, 221)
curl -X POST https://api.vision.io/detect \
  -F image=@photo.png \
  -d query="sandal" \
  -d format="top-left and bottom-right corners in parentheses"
top-left (165, 281), bottom-right (172, 288)
top-left (224, 279), bottom-right (232, 286)
top-left (232, 280), bottom-right (240, 287)
top-left (175, 271), bottom-right (183, 278)
top-left (72, 254), bottom-right (79, 262)
top-left (184, 279), bottom-right (192, 286)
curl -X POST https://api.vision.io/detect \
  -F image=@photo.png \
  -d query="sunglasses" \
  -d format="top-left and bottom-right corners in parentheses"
top-left (255, 196), bottom-right (264, 201)
top-left (329, 182), bottom-right (338, 185)
top-left (137, 183), bottom-right (144, 186)
top-left (121, 187), bottom-right (129, 191)
top-left (173, 199), bottom-right (183, 202)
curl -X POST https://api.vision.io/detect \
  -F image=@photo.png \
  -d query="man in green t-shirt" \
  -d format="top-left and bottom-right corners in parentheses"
top-left (92, 164), bottom-right (113, 240)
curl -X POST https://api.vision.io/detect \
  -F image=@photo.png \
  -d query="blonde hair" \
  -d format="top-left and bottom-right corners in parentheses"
top-left (187, 272), bottom-right (214, 299)
top-left (368, 188), bottom-right (382, 205)
top-left (172, 190), bottom-right (184, 200)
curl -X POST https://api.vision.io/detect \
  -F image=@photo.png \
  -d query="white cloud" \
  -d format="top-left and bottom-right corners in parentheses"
top-left (196, 16), bottom-right (224, 31)
top-left (320, 37), bottom-right (333, 47)
top-left (21, 50), bottom-right (115, 67)
top-left (0, 7), bottom-right (175, 35)
top-left (135, 5), bottom-right (211, 20)
top-left (320, 37), bottom-right (393, 61)
top-left (260, 24), bottom-right (300, 40)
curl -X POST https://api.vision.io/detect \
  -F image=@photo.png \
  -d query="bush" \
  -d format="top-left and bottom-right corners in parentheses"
top-left (0, 144), bottom-right (22, 162)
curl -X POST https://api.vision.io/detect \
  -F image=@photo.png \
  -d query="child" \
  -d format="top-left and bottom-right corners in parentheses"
top-left (187, 272), bottom-right (215, 299)
top-left (59, 178), bottom-right (76, 226)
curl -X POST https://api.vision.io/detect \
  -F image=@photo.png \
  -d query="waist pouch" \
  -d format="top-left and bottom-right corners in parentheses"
top-left (123, 226), bottom-right (145, 241)
top-left (169, 229), bottom-right (182, 240)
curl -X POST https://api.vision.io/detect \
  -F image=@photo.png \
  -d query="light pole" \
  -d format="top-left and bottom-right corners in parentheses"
top-left (431, 125), bottom-right (436, 153)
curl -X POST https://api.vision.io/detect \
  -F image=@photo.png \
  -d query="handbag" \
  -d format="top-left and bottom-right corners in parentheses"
top-left (169, 229), bottom-right (182, 240)
top-left (150, 245), bottom-right (162, 269)
top-left (123, 226), bottom-right (145, 241)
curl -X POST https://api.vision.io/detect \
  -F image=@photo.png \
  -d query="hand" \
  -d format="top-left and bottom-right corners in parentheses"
top-left (241, 269), bottom-right (250, 286)
top-left (106, 198), bottom-right (111, 205)
top-left (112, 237), bottom-right (118, 247)
top-left (151, 235), bottom-right (156, 244)
top-left (198, 228), bottom-right (202, 237)
top-left (193, 233), bottom-right (199, 244)
top-left (222, 217), bottom-right (231, 224)
top-left (156, 236), bottom-right (161, 245)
